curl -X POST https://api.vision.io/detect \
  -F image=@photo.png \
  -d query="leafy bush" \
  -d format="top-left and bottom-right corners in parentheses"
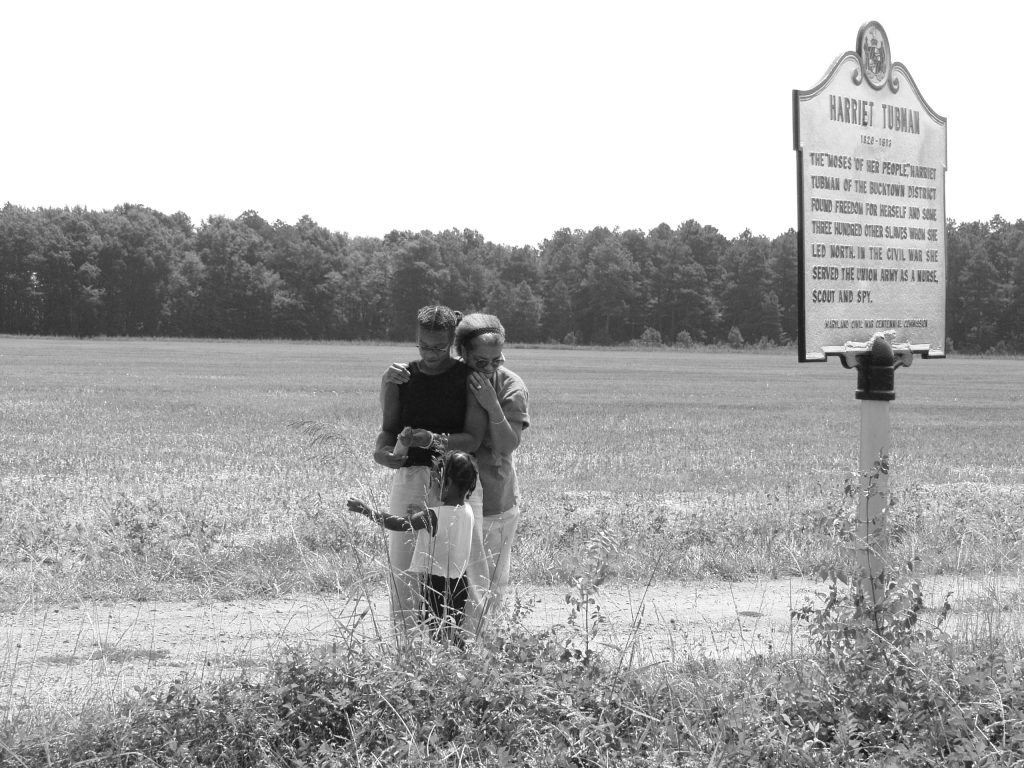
top-left (637, 327), bottom-right (663, 346)
top-left (675, 330), bottom-right (694, 347)
top-left (757, 463), bottom-right (1024, 765)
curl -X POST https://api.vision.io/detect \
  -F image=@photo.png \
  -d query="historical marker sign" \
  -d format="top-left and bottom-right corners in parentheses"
top-left (794, 22), bottom-right (947, 362)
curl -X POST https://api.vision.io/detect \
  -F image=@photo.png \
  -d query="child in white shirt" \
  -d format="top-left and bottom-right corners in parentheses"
top-left (347, 450), bottom-right (478, 646)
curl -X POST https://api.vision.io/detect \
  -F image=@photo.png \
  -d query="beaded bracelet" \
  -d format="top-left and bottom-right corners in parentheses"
top-left (429, 432), bottom-right (449, 453)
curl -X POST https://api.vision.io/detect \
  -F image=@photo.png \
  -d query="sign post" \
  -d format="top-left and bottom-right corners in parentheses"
top-left (842, 333), bottom-right (901, 604)
top-left (794, 22), bottom-right (946, 606)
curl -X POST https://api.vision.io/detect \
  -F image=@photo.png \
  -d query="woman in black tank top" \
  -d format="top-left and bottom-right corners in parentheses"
top-left (392, 359), bottom-right (472, 467)
top-left (374, 305), bottom-right (485, 636)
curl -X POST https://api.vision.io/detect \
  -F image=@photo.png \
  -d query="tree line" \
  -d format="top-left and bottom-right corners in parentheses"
top-left (1, 203), bottom-right (1022, 352)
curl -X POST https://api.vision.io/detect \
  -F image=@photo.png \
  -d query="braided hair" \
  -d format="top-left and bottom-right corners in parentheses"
top-left (436, 450), bottom-right (478, 502)
top-left (416, 305), bottom-right (462, 342)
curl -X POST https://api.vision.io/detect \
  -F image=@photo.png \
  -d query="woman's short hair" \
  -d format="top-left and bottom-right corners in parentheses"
top-left (416, 305), bottom-right (462, 340)
top-left (455, 313), bottom-right (505, 355)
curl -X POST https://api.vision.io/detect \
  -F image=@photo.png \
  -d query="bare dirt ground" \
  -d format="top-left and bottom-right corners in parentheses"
top-left (2, 575), bottom-right (1019, 721)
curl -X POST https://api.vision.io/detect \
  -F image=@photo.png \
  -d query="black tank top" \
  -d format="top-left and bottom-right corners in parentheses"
top-left (399, 360), bottom-right (470, 466)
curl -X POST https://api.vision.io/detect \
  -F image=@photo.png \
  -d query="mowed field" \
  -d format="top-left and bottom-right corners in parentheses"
top-left (2, 336), bottom-right (1023, 610)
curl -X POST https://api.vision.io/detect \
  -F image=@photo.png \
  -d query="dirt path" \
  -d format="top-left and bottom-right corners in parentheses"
top-left (2, 575), bottom-right (1017, 720)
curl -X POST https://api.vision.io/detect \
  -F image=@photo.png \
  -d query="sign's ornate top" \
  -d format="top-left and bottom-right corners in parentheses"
top-left (854, 21), bottom-right (897, 92)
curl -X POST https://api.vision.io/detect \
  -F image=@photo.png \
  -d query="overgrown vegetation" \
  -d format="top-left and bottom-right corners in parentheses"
top-left (5, 523), bottom-right (1023, 766)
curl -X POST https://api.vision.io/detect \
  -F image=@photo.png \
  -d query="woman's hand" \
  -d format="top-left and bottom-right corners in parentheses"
top-left (373, 445), bottom-right (408, 469)
top-left (405, 428), bottom-right (434, 449)
top-left (392, 427), bottom-right (413, 458)
top-left (382, 363), bottom-right (411, 386)
top-left (469, 372), bottom-right (503, 421)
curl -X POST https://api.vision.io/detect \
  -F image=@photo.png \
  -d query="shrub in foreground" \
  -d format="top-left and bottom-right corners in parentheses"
top-left (7, 582), bottom-right (1024, 767)
top-left (6, 527), bottom-right (1024, 766)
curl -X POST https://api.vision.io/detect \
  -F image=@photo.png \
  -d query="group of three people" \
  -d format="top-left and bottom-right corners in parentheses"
top-left (347, 305), bottom-right (529, 645)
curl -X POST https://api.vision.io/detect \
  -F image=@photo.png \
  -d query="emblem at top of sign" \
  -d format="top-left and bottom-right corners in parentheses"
top-left (855, 21), bottom-right (896, 92)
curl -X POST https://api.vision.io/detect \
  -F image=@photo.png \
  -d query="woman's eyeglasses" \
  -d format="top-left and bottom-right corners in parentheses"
top-left (417, 343), bottom-right (449, 354)
top-left (468, 353), bottom-right (505, 370)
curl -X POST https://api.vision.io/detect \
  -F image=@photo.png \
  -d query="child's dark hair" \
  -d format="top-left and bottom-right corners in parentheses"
top-left (437, 450), bottom-right (478, 500)
top-left (417, 305), bottom-right (462, 341)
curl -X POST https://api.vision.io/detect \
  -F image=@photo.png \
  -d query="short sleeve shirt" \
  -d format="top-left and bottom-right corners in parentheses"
top-left (475, 366), bottom-right (530, 515)
top-left (409, 502), bottom-right (474, 579)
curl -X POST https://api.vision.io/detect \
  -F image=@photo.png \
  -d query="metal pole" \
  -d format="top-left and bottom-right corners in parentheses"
top-left (856, 397), bottom-right (890, 606)
top-left (845, 333), bottom-right (898, 608)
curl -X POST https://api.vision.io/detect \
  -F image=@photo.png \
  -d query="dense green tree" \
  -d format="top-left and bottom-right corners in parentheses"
top-left (388, 235), bottom-right (451, 339)
top-left (948, 217), bottom-right (1012, 352)
top-left (343, 236), bottom-right (391, 339)
top-left (488, 280), bottom-right (544, 342)
top-left (768, 229), bottom-right (798, 342)
top-left (40, 208), bottom-right (105, 336)
top-left (634, 223), bottom-right (718, 343)
top-left (497, 244), bottom-right (542, 287)
top-left (162, 250), bottom-right (206, 337)
top-left (1002, 220), bottom-right (1024, 351)
top-left (4, 204), bottom-right (1023, 353)
top-left (433, 228), bottom-right (494, 313)
top-left (265, 215), bottom-right (350, 339)
top-left (674, 220), bottom-right (729, 341)
top-left (577, 230), bottom-right (638, 344)
top-left (721, 230), bottom-right (784, 344)
top-left (539, 229), bottom-right (585, 341)
top-left (194, 215), bottom-right (278, 338)
top-left (92, 205), bottom-right (183, 336)
top-left (0, 205), bottom-right (48, 333)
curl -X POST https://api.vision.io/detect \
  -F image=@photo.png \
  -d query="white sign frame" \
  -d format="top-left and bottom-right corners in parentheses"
top-left (794, 21), bottom-right (947, 362)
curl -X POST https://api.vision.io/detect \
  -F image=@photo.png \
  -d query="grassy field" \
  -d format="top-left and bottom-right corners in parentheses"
top-left (3, 337), bottom-right (1024, 765)
top-left (3, 336), bottom-right (1023, 605)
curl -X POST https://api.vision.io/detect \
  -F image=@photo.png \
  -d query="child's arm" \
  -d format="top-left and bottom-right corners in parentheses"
top-left (346, 498), bottom-right (409, 531)
top-left (346, 498), bottom-right (437, 532)
top-left (405, 502), bottom-right (438, 534)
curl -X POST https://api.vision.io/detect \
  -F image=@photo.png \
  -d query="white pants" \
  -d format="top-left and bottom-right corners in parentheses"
top-left (386, 467), bottom-right (432, 634)
top-left (464, 506), bottom-right (520, 638)
top-left (481, 506), bottom-right (520, 614)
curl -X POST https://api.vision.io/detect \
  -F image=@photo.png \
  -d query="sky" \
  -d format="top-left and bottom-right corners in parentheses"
top-left (3, 1), bottom-right (1020, 247)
